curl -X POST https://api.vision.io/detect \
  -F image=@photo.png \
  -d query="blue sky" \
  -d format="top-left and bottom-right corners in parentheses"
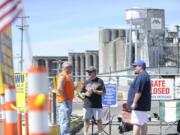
top-left (12, 0), bottom-right (180, 71)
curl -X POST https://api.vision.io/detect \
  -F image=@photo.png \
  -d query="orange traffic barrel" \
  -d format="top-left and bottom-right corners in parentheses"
top-left (4, 85), bottom-right (17, 135)
top-left (0, 93), bottom-right (6, 135)
top-left (27, 66), bottom-right (49, 135)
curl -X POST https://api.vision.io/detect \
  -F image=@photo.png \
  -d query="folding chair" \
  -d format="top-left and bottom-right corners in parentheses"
top-left (92, 107), bottom-right (113, 135)
top-left (118, 103), bottom-right (133, 134)
top-left (159, 100), bottom-right (180, 133)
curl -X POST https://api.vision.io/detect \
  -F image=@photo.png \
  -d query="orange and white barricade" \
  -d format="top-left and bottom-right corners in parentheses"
top-left (27, 66), bottom-right (49, 135)
top-left (0, 93), bottom-right (6, 135)
top-left (4, 86), bottom-right (17, 135)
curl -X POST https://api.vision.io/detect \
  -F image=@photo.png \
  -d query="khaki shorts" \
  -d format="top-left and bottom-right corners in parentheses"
top-left (131, 110), bottom-right (148, 126)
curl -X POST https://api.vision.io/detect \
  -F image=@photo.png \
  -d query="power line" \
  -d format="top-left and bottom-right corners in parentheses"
top-left (16, 16), bottom-right (29, 72)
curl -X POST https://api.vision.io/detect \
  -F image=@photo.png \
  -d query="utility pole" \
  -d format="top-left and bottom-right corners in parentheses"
top-left (175, 25), bottom-right (180, 74)
top-left (16, 16), bottom-right (29, 72)
top-left (13, 54), bottom-right (21, 72)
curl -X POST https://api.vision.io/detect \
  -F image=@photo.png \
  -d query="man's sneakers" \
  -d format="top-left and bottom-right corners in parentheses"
top-left (98, 132), bottom-right (104, 135)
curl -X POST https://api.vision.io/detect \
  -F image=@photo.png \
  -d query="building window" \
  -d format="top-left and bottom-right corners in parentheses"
top-left (90, 55), bottom-right (94, 66)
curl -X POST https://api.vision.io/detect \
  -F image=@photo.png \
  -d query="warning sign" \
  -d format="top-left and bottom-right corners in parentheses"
top-left (14, 72), bottom-right (27, 111)
top-left (151, 79), bottom-right (174, 100)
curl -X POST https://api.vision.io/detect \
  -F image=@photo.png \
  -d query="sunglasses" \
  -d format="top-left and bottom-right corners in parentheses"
top-left (87, 71), bottom-right (93, 74)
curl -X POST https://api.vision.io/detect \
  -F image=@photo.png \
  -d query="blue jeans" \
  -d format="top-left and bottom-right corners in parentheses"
top-left (57, 101), bottom-right (72, 135)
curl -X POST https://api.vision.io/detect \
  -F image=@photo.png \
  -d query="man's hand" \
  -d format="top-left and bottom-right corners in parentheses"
top-left (131, 92), bottom-right (141, 110)
top-left (84, 88), bottom-right (92, 97)
top-left (131, 103), bottom-right (137, 110)
top-left (92, 89), bottom-right (105, 96)
top-left (92, 88), bottom-right (97, 93)
top-left (85, 91), bottom-right (91, 97)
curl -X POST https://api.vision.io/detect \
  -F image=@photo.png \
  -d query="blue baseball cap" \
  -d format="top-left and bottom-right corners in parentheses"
top-left (132, 60), bottom-right (146, 69)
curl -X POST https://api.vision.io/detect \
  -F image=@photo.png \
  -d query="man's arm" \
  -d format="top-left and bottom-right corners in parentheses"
top-left (57, 76), bottom-right (66, 100)
top-left (81, 91), bottom-right (92, 97)
top-left (131, 92), bottom-right (142, 109)
top-left (92, 89), bottom-right (105, 96)
top-left (80, 82), bottom-right (92, 97)
top-left (131, 75), bottom-right (145, 109)
top-left (93, 79), bottom-right (106, 96)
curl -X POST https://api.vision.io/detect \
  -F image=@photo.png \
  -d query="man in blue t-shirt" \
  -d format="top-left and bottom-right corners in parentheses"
top-left (127, 60), bottom-right (151, 135)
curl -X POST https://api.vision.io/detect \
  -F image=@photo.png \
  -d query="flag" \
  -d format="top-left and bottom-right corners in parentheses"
top-left (160, 100), bottom-right (180, 122)
top-left (0, 0), bottom-right (22, 33)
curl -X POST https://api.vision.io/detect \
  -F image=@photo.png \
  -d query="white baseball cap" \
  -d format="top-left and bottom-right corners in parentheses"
top-left (62, 61), bottom-right (72, 69)
top-left (86, 66), bottom-right (96, 72)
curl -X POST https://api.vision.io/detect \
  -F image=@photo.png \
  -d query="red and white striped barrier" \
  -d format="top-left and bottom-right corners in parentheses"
top-left (27, 66), bottom-right (49, 135)
top-left (4, 86), bottom-right (17, 135)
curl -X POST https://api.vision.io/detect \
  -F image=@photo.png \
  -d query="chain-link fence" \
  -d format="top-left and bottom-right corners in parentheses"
top-left (48, 74), bottom-right (180, 134)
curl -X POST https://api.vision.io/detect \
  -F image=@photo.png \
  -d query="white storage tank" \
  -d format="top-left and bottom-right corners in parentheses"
top-left (111, 29), bottom-right (119, 40)
top-left (118, 29), bottom-right (126, 37)
top-left (101, 29), bottom-right (111, 43)
top-left (126, 8), bottom-right (147, 25)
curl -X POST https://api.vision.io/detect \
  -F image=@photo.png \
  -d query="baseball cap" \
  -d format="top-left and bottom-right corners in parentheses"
top-left (62, 61), bottom-right (72, 69)
top-left (132, 60), bottom-right (146, 69)
top-left (86, 66), bottom-right (96, 72)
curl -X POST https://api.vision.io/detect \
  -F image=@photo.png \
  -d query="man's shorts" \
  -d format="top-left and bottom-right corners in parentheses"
top-left (83, 108), bottom-right (102, 120)
top-left (131, 110), bottom-right (148, 126)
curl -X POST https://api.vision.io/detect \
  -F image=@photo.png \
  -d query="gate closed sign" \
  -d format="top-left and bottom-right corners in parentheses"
top-left (151, 79), bottom-right (174, 100)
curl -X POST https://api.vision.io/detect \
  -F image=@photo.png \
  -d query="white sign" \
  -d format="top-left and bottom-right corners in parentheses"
top-left (175, 77), bottom-right (180, 99)
top-left (151, 79), bottom-right (174, 100)
top-left (151, 18), bottom-right (162, 29)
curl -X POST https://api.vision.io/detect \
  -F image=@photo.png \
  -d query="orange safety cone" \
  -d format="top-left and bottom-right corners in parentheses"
top-left (4, 85), bottom-right (17, 135)
top-left (0, 93), bottom-right (6, 135)
top-left (27, 66), bottom-right (49, 135)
